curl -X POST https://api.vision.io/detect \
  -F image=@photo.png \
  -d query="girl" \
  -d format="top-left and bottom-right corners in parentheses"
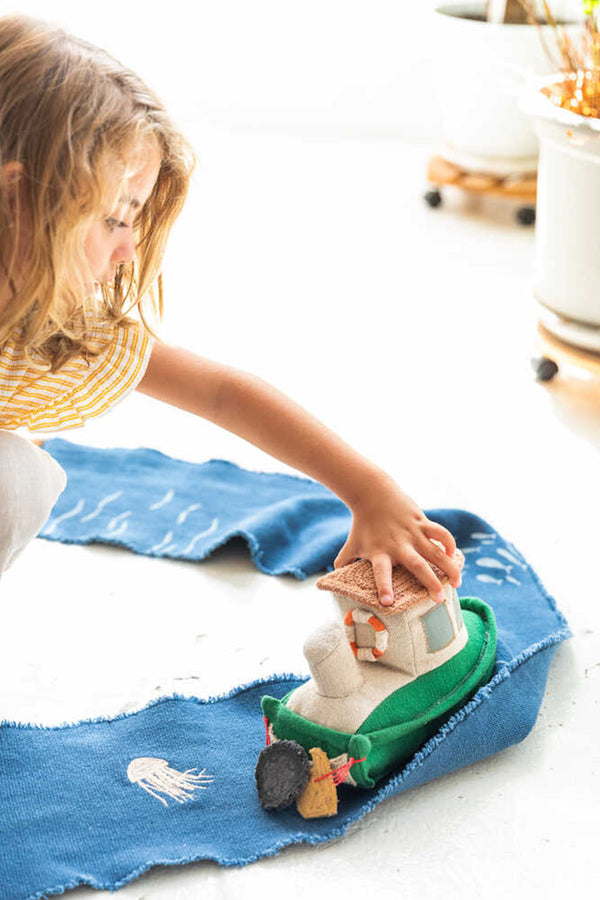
top-left (0, 14), bottom-right (461, 605)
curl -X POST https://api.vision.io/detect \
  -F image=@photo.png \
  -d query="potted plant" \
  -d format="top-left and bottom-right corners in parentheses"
top-left (430, 2), bottom-right (578, 176)
top-left (521, 1), bottom-right (600, 356)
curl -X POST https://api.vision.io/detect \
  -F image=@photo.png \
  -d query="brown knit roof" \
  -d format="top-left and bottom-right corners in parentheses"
top-left (315, 549), bottom-right (464, 615)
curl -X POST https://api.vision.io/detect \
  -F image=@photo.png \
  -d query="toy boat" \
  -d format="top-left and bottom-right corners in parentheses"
top-left (256, 551), bottom-right (497, 817)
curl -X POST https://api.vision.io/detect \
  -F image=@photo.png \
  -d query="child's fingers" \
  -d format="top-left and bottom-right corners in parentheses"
top-left (334, 542), bottom-right (358, 569)
top-left (423, 521), bottom-right (456, 557)
top-left (371, 553), bottom-right (394, 606)
top-left (417, 535), bottom-right (462, 589)
top-left (399, 548), bottom-right (445, 604)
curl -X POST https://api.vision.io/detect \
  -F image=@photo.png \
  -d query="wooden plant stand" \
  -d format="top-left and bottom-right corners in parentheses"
top-left (425, 155), bottom-right (537, 226)
top-left (532, 322), bottom-right (600, 382)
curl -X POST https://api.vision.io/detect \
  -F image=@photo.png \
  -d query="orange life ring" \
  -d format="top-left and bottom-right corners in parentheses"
top-left (344, 608), bottom-right (388, 661)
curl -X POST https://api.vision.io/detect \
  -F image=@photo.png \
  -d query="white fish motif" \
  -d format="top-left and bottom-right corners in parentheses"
top-left (150, 531), bottom-right (174, 553)
top-left (107, 511), bottom-right (132, 532)
top-left (127, 757), bottom-right (213, 807)
top-left (107, 520), bottom-right (129, 537)
top-left (476, 557), bottom-right (510, 571)
top-left (476, 573), bottom-right (503, 585)
top-left (149, 490), bottom-right (175, 511)
top-left (182, 518), bottom-right (219, 555)
top-left (463, 536), bottom-right (525, 590)
top-left (44, 499), bottom-right (85, 534)
top-left (177, 503), bottom-right (203, 525)
top-left (497, 548), bottom-right (527, 570)
top-left (81, 491), bottom-right (123, 523)
top-left (474, 555), bottom-right (523, 588)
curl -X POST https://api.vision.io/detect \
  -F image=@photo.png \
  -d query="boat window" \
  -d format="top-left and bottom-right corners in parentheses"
top-left (421, 604), bottom-right (454, 652)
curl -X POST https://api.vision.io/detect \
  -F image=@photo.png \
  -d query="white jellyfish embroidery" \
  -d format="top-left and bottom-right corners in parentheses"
top-left (127, 757), bottom-right (214, 807)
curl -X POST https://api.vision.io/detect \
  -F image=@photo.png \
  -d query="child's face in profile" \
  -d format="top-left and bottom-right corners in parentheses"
top-left (83, 142), bottom-right (162, 286)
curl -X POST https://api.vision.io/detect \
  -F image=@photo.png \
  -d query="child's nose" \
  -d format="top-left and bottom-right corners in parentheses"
top-left (112, 232), bottom-right (135, 265)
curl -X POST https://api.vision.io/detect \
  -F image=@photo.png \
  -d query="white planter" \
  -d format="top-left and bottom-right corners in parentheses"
top-left (522, 80), bottom-right (600, 345)
top-left (432, 4), bottom-right (578, 175)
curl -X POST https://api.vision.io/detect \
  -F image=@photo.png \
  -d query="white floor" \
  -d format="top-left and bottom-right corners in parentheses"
top-left (1, 120), bottom-right (597, 900)
top-left (2, 4), bottom-right (599, 894)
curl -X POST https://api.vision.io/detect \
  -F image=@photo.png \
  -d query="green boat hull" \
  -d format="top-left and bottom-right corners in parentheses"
top-left (261, 596), bottom-right (497, 789)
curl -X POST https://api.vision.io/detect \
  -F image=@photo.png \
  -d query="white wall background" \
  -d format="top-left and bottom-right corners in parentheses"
top-left (4, 1), bottom-right (584, 142)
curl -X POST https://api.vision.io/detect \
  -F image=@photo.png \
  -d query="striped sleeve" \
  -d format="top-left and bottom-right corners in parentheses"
top-left (26, 321), bottom-right (154, 432)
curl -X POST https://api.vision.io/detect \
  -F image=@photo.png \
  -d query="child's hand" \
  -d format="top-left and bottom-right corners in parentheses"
top-left (334, 478), bottom-right (461, 606)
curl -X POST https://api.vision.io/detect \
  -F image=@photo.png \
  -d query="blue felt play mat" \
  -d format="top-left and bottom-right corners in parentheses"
top-left (37, 438), bottom-right (350, 577)
top-left (0, 440), bottom-right (570, 900)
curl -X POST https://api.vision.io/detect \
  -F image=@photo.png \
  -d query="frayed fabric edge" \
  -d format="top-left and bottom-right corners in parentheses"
top-left (18, 629), bottom-right (570, 900)
top-left (22, 492), bottom-right (572, 896)
top-left (3, 625), bottom-right (571, 734)
top-left (40, 440), bottom-right (346, 490)
top-left (0, 672), bottom-right (308, 732)
top-left (24, 829), bottom-right (358, 900)
top-left (374, 626), bottom-right (570, 802)
top-left (37, 505), bottom-right (573, 607)
top-left (37, 526), bottom-right (318, 581)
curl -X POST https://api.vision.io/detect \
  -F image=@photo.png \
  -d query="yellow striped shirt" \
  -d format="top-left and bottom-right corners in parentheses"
top-left (0, 318), bottom-right (154, 432)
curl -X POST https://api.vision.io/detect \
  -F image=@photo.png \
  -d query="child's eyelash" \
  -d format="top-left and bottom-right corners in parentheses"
top-left (104, 217), bottom-right (128, 231)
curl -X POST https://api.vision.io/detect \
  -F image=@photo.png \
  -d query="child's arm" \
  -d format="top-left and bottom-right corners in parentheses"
top-left (136, 341), bottom-right (461, 605)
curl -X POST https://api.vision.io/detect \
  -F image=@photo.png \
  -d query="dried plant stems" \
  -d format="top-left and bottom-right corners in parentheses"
top-left (518, 0), bottom-right (600, 117)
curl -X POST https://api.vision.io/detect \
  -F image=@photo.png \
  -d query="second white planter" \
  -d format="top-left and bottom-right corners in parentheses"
top-left (522, 80), bottom-right (600, 349)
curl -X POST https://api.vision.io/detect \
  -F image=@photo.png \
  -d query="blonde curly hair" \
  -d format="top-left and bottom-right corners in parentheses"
top-left (0, 14), bottom-right (195, 371)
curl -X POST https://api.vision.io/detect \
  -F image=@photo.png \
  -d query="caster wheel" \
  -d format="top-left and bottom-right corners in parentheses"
top-left (532, 356), bottom-right (559, 382)
top-left (255, 740), bottom-right (311, 810)
top-left (516, 206), bottom-right (536, 226)
top-left (424, 188), bottom-right (442, 209)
